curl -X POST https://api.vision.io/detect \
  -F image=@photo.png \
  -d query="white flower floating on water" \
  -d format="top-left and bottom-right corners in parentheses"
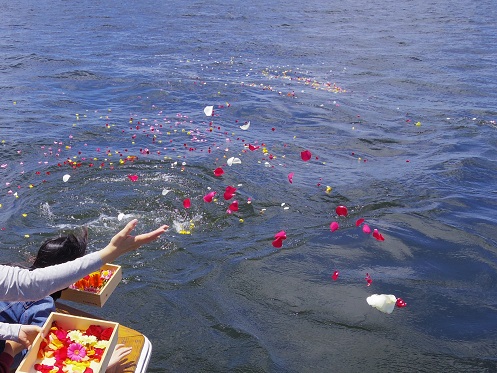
top-left (203, 105), bottom-right (214, 117)
top-left (366, 294), bottom-right (397, 314)
top-left (62, 174), bottom-right (71, 182)
top-left (227, 157), bottom-right (241, 166)
top-left (240, 121), bottom-right (250, 130)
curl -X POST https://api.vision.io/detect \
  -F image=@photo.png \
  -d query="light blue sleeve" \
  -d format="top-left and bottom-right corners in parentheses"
top-left (0, 322), bottom-right (20, 341)
top-left (0, 252), bottom-right (103, 302)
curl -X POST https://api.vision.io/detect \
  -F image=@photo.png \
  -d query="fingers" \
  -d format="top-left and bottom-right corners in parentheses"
top-left (120, 219), bottom-right (138, 237)
top-left (135, 225), bottom-right (169, 243)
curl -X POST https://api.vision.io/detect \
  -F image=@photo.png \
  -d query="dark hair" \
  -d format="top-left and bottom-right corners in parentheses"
top-left (31, 227), bottom-right (88, 300)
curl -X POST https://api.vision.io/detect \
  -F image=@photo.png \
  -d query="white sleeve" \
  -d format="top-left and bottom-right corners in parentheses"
top-left (0, 252), bottom-right (103, 302)
top-left (0, 322), bottom-right (21, 342)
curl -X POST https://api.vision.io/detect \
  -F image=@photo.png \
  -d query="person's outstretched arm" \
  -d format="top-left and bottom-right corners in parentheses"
top-left (0, 220), bottom-right (168, 302)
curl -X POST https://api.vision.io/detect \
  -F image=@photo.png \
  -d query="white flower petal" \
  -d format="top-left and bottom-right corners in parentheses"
top-left (203, 106), bottom-right (214, 116)
top-left (366, 294), bottom-right (397, 314)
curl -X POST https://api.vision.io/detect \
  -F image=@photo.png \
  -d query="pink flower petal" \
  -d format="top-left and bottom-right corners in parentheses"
top-left (127, 174), bottom-right (138, 182)
top-left (355, 218), bottom-right (365, 227)
top-left (288, 172), bottom-right (294, 184)
top-left (372, 229), bottom-right (385, 241)
top-left (203, 191), bottom-right (216, 202)
top-left (335, 205), bottom-right (348, 217)
top-left (362, 224), bottom-right (371, 234)
top-left (213, 167), bottom-right (224, 177)
top-left (248, 144), bottom-right (260, 151)
top-left (331, 270), bottom-right (339, 281)
top-left (330, 221), bottom-right (339, 232)
top-left (183, 198), bottom-right (191, 209)
top-left (300, 150), bottom-right (312, 162)
top-left (274, 230), bottom-right (287, 240)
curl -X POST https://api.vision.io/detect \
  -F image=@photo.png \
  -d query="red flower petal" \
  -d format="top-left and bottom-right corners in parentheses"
top-left (362, 224), bottom-right (371, 234)
top-left (248, 144), bottom-right (260, 151)
top-left (365, 273), bottom-right (372, 286)
top-left (213, 167), bottom-right (224, 177)
top-left (274, 230), bottom-right (287, 240)
top-left (183, 198), bottom-right (191, 209)
top-left (288, 172), bottom-right (294, 184)
top-left (330, 221), bottom-right (339, 232)
top-left (203, 191), bottom-right (216, 202)
top-left (300, 150), bottom-right (312, 162)
top-left (228, 200), bottom-right (239, 212)
top-left (331, 271), bottom-right (339, 281)
top-left (355, 218), bottom-right (365, 227)
top-left (127, 174), bottom-right (138, 182)
top-left (224, 186), bottom-right (237, 200)
top-left (372, 229), bottom-right (385, 241)
top-left (272, 237), bottom-right (284, 248)
top-left (396, 298), bottom-right (407, 308)
top-left (335, 205), bottom-right (348, 217)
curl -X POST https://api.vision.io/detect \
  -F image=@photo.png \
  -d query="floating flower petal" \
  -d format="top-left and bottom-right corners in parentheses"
top-left (355, 218), bottom-right (365, 227)
top-left (396, 298), bottom-right (407, 308)
top-left (127, 174), bottom-right (138, 182)
top-left (227, 157), bottom-right (241, 166)
top-left (62, 174), bottom-right (71, 182)
top-left (365, 273), bottom-right (372, 286)
top-left (272, 237), bottom-right (284, 248)
top-left (203, 191), bottom-right (216, 202)
top-left (288, 172), bottom-right (294, 184)
top-left (330, 221), bottom-right (339, 232)
top-left (183, 199), bottom-right (191, 209)
top-left (366, 294), bottom-right (397, 314)
top-left (248, 144), bottom-right (260, 151)
top-left (363, 224), bottom-right (371, 234)
top-left (214, 167), bottom-right (224, 177)
top-left (332, 271), bottom-right (339, 281)
top-left (224, 186), bottom-right (237, 200)
top-left (373, 229), bottom-right (385, 241)
top-left (274, 230), bottom-right (287, 240)
top-left (228, 200), bottom-right (239, 212)
top-left (204, 106), bottom-right (214, 116)
top-left (300, 150), bottom-right (312, 162)
top-left (240, 121), bottom-right (250, 130)
top-left (335, 205), bottom-right (348, 217)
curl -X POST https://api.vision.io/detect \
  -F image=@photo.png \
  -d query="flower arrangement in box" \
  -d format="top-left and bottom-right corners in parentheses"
top-left (69, 268), bottom-right (114, 294)
top-left (33, 321), bottom-right (114, 373)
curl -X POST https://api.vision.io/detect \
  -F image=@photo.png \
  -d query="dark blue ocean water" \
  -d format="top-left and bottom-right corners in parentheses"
top-left (1, 0), bottom-right (497, 372)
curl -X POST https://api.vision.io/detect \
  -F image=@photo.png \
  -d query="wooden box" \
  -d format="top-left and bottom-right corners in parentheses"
top-left (60, 264), bottom-right (122, 307)
top-left (16, 312), bottom-right (119, 373)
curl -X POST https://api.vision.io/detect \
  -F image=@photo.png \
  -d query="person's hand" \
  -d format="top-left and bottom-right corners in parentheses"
top-left (106, 344), bottom-right (136, 373)
top-left (99, 219), bottom-right (168, 263)
top-left (3, 340), bottom-right (25, 357)
top-left (18, 325), bottom-right (42, 349)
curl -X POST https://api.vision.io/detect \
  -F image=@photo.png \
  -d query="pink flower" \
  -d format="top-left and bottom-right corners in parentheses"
top-left (67, 342), bottom-right (86, 362)
top-left (183, 199), bottom-right (191, 209)
top-left (330, 221), bottom-right (339, 232)
top-left (127, 174), bottom-right (138, 182)
top-left (362, 224), bottom-right (371, 234)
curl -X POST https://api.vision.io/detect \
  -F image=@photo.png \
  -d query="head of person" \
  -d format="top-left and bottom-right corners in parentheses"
top-left (30, 227), bottom-right (88, 300)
